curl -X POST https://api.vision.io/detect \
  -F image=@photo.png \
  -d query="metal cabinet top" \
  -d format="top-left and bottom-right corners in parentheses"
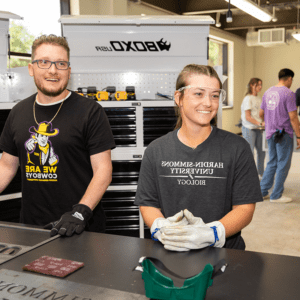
top-left (59, 15), bottom-right (215, 26)
top-left (0, 11), bottom-right (22, 20)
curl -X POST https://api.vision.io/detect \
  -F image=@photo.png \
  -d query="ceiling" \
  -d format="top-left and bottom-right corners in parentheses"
top-left (140, 0), bottom-right (300, 38)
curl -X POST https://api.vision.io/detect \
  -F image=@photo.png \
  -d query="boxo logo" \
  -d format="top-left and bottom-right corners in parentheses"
top-left (95, 38), bottom-right (171, 52)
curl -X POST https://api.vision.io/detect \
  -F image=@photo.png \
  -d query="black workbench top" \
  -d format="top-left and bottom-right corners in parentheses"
top-left (1, 223), bottom-right (300, 299)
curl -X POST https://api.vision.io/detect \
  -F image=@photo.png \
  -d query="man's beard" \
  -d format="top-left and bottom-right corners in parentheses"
top-left (34, 78), bottom-right (69, 97)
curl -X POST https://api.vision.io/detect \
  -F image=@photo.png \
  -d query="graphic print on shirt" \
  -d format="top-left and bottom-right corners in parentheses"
top-left (160, 160), bottom-right (226, 186)
top-left (24, 121), bottom-right (59, 182)
top-left (266, 91), bottom-right (280, 110)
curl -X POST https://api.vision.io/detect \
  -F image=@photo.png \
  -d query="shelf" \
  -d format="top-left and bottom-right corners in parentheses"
top-left (0, 193), bottom-right (22, 202)
top-left (0, 102), bottom-right (17, 109)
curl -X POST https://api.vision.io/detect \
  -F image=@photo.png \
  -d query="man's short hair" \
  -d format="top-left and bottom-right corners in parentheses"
top-left (278, 68), bottom-right (294, 81)
top-left (31, 34), bottom-right (70, 60)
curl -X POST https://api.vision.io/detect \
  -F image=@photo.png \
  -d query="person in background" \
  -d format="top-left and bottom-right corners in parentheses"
top-left (0, 34), bottom-right (116, 236)
top-left (259, 68), bottom-right (300, 203)
top-left (134, 64), bottom-right (262, 251)
top-left (295, 87), bottom-right (300, 116)
top-left (241, 78), bottom-right (265, 180)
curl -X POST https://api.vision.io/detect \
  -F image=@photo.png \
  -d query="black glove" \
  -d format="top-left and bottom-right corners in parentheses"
top-left (44, 204), bottom-right (93, 237)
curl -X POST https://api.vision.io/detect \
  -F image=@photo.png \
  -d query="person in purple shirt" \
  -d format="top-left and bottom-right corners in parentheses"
top-left (259, 69), bottom-right (300, 203)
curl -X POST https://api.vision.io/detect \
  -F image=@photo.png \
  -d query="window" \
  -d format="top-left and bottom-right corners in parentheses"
top-left (2, 0), bottom-right (69, 68)
top-left (208, 36), bottom-right (233, 107)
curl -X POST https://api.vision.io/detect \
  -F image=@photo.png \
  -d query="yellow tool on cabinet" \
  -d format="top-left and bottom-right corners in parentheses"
top-left (76, 87), bottom-right (85, 97)
top-left (115, 91), bottom-right (128, 101)
top-left (86, 86), bottom-right (97, 100)
top-left (113, 87), bottom-right (136, 101)
top-left (126, 86), bottom-right (136, 100)
top-left (97, 86), bottom-right (116, 101)
top-left (96, 91), bottom-right (109, 101)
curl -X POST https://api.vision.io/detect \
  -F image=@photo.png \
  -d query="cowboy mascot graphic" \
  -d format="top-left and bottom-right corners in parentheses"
top-left (25, 122), bottom-right (59, 166)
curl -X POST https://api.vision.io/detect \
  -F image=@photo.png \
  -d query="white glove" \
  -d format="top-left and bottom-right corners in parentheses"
top-left (161, 209), bottom-right (226, 251)
top-left (150, 210), bottom-right (188, 243)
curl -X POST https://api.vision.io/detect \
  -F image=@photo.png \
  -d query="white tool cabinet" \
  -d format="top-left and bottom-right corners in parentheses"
top-left (60, 15), bottom-right (214, 238)
top-left (0, 12), bottom-right (23, 222)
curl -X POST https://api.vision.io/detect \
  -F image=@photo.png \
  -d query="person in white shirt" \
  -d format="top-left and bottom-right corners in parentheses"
top-left (241, 78), bottom-right (265, 179)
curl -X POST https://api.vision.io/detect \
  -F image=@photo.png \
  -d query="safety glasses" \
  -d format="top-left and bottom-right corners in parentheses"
top-left (177, 86), bottom-right (226, 103)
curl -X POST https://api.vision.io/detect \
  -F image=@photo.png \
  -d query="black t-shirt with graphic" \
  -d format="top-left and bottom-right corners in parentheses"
top-left (134, 127), bottom-right (263, 249)
top-left (0, 91), bottom-right (115, 232)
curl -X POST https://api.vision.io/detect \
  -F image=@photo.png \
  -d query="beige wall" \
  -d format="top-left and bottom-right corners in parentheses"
top-left (254, 41), bottom-right (300, 95)
top-left (127, 1), bottom-right (175, 15)
top-left (210, 27), bottom-right (255, 134)
top-left (72, 0), bottom-right (175, 16)
top-left (207, 30), bottom-right (300, 133)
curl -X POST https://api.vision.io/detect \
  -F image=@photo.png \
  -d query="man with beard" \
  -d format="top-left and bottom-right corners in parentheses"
top-left (0, 35), bottom-right (116, 237)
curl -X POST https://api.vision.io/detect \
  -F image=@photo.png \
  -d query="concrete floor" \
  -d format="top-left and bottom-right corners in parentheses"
top-left (242, 151), bottom-right (300, 257)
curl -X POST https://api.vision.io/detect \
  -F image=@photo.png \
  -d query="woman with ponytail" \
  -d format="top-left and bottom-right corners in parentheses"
top-left (241, 78), bottom-right (265, 179)
top-left (135, 65), bottom-right (262, 251)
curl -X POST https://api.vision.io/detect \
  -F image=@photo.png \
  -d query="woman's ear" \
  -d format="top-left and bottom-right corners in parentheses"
top-left (174, 91), bottom-right (182, 107)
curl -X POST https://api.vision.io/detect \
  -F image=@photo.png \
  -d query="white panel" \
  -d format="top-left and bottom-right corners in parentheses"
top-left (0, 11), bottom-right (23, 20)
top-left (63, 21), bottom-right (209, 73)
top-left (64, 25), bottom-right (208, 57)
top-left (69, 56), bottom-right (207, 73)
top-left (63, 15), bottom-right (210, 104)
top-left (0, 30), bottom-right (7, 56)
top-left (0, 102), bottom-right (15, 109)
top-left (0, 20), bottom-right (9, 100)
top-left (60, 15), bottom-right (214, 25)
top-left (107, 185), bottom-right (137, 191)
top-left (0, 55), bottom-right (6, 67)
top-left (0, 193), bottom-right (22, 202)
top-left (0, 74), bottom-right (10, 102)
top-left (69, 72), bottom-right (179, 99)
top-left (0, 20), bottom-right (8, 74)
top-left (5, 67), bottom-right (36, 102)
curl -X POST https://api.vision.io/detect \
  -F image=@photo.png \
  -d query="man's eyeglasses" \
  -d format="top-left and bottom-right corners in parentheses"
top-left (32, 59), bottom-right (70, 70)
top-left (177, 85), bottom-right (226, 103)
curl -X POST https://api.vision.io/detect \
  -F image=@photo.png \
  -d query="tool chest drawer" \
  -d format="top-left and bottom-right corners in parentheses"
top-left (104, 107), bottom-right (136, 147)
top-left (0, 110), bottom-right (10, 150)
top-left (143, 107), bottom-right (177, 146)
top-left (0, 198), bottom-right (21, 222)
top-left (102, 190), bottom-right (142, 238)
top-left (111, 160), bottom-right (141, 185)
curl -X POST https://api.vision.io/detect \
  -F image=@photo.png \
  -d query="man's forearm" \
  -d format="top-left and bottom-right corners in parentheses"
top-left (0, 153), bottom-right (19, 193)
top-left (290, 117), bottom-right (300, 137)
top-left (219, 204), bottom-right (255, 238)
top-left (79, 169), bottom-right (112, 210)
top-left (79, 151), bottom-right (112, 210)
